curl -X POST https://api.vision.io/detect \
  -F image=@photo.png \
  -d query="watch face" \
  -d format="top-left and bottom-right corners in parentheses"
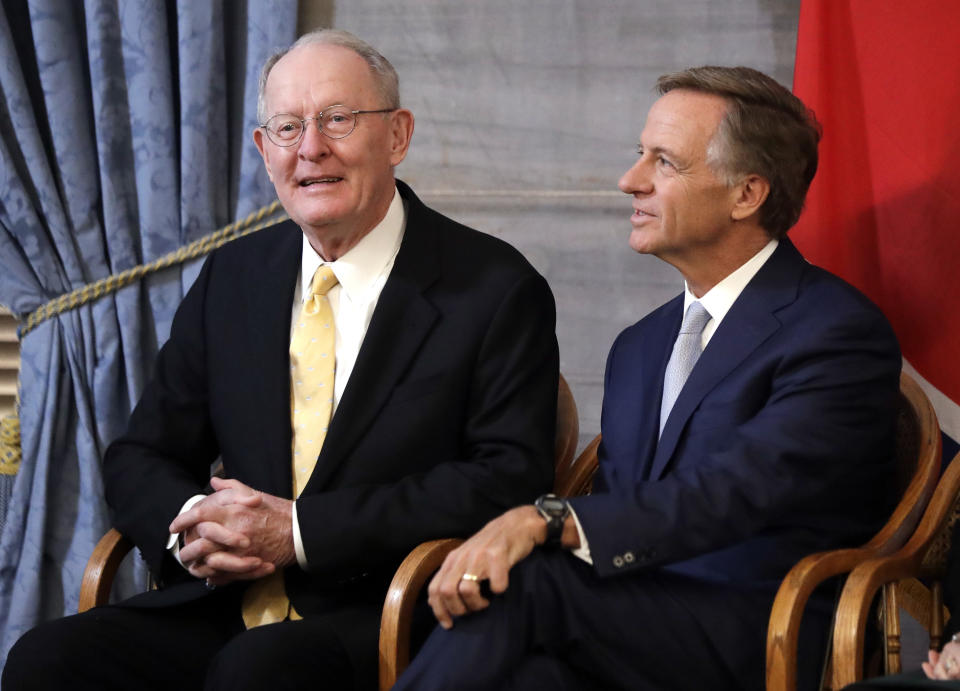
top-left (539, 495), bottom-right (567, 514)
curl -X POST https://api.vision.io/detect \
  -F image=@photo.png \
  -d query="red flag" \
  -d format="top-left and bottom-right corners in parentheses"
top-left (792, 0), bottom-right (960, 445)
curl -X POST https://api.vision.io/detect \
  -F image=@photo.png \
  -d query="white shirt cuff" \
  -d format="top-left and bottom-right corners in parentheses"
top-left (293, 500), bottom-right (308, 569)
top-left (568, 504), bottom-right (593, 565)
top-left (168, 494), bottom-right (206, 567)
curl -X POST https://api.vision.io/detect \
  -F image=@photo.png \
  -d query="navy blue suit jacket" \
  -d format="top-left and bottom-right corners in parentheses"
top-left (572, 239), bottom-right (900, 591)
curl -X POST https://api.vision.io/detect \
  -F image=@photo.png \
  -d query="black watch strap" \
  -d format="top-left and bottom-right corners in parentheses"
top-left (535, 493), bottom-right (570, 547)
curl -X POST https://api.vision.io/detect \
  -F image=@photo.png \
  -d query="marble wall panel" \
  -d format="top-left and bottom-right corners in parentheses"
top-left (299, 0), bottom-right (802, 448)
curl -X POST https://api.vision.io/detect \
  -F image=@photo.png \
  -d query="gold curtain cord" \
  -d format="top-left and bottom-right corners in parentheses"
top-left (21, 200), bottom-right (288, 337)
top-left (0, 200), bottom-right (288, 476)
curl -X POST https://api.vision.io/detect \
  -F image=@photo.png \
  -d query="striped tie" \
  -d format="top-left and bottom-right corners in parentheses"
top-left (659, 301), bottom-right (711, 437)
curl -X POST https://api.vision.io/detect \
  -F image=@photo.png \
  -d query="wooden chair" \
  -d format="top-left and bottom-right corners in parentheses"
top-left (829, 449), bottom-right (960, 688)
top-left (78, 526), bottom-right (133, 612)
top-left (766, 371), bottom-right (941, 691)
top-left (377, 377), bottom-right (599, 690)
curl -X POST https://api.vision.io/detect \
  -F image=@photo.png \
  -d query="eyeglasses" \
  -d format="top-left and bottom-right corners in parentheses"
top-left (260, 105), bottom-right (396, 146)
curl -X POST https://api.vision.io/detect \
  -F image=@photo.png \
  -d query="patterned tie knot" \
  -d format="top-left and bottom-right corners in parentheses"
top-left (304, 266), bottom-right (339, 315)
top-left (679, 301), bottom-right (711, 335)
top-left (311, 265), bottom-right (339, 296)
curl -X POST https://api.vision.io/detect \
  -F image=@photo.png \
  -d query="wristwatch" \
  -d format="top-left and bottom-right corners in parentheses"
top-left (535, 493), bottom-right (570, 547)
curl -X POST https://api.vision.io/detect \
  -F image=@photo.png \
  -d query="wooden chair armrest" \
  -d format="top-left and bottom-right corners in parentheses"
top-left (830, 452), bottom-right (960, 688)
top-left (830, 554), bottom-right (925, 688)
top-left (767, 546), bottom-right (881, 691)
top-left (78, 529), bottom-right (133, 613)
top-left (379, 538), bottom-right (463, 691)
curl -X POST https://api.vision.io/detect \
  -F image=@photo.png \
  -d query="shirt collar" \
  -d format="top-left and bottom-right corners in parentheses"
top-left (683, 238), bottom-right (778, 325)
top-left (299, 186), bottom-right (406, 300)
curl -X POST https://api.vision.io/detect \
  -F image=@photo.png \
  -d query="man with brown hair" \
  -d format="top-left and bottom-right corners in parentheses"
top-left (395, 66), bottom-right (901, 691)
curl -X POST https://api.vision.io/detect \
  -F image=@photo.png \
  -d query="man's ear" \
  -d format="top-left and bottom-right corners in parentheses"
top-left (253, 127), bottom-right (274, 182)
top-left (731, 174), bottom-right (770, 221)
top-left (388, 109), bottom-right (415, 167)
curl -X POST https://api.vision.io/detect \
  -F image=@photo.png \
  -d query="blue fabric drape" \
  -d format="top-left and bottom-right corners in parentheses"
top-left (0, 0), bottom-right (295, 666)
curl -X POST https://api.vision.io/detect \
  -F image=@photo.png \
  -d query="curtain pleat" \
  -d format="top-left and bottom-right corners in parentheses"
top-left (0, 0), bottom-right (295, 666)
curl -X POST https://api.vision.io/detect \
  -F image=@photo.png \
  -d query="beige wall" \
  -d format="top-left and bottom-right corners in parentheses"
top-left (293, 0), bottom-right (801, 449)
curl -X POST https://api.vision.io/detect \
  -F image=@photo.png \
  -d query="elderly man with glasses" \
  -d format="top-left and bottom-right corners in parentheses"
top-left (3, 28), bottom-right (558, 691)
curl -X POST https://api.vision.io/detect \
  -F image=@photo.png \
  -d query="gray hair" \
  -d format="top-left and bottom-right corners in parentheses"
top-left (656, 66), bottom-right (821, 238)
top-left (257, 28), bottom-right (401, 124)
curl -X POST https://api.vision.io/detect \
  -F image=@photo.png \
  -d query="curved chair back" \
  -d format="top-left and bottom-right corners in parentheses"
top-left (554, 373), bottom-right (579, 478)
top-left (766, 371), bottom-right (941, 690)
top-left (555, 433), bottom-right (600, 498)
top-left (864, 373), bottom-right (944, 551)
top-left (830, 450), bottom-right (960, 688)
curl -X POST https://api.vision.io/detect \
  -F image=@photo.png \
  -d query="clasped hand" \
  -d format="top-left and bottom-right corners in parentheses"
top-left (168, 477), bottom-right (296, 586)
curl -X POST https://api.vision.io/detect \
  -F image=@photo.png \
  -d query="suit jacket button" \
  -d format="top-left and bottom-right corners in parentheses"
top-left (623, 551), bottom-right (635, 564)
top-left (612, 555), bottom-right (624, 568)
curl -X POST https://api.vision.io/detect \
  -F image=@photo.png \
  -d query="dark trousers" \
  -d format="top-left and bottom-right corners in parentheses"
top-left (845, 671), bottom-right (960, 689)
top-left (2, 585), bottom-right (377, 691)
top-left (394, 549), bottom-right (779, 691)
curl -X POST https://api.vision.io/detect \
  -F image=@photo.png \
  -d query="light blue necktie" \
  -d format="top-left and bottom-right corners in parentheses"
top-left (659, 301), bottom-right (711, 437)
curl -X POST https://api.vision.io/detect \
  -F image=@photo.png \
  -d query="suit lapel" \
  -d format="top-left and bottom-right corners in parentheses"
top-left (632, 298), bottom-right (683, 482)
top-left (304, 184), bottom-right (441, 491)
top-left (650, 240), bottom-right (806, 480)
top-left (244, 220), bottom-right (301, 497)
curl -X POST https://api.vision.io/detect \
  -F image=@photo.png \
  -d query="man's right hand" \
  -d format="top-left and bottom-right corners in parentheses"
top-left (923, 640), bottom-right (960, 680)
top-left (428, 506), bottom-right (547, 629)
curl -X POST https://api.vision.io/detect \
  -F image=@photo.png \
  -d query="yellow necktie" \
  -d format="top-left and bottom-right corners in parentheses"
top-left (241, 265), bottom-right (338, 628)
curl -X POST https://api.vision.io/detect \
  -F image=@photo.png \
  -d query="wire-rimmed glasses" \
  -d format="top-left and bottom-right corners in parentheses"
top-left (259, 105), bottom-right (396, 146)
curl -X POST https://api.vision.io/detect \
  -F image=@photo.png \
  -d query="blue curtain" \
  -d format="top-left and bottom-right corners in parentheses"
top-left (0, 0), bottom-right (295, 665)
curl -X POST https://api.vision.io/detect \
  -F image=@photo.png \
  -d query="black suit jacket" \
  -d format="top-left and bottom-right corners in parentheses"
top-left (104, 181), bottom-right (558, 617)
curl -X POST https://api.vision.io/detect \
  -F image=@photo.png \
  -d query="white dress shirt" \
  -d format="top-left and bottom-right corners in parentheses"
top-left (570, 238), bottom-right (779, 564)
top-left (291, 187), bottom-right (406, 413)
top-left (170, 187), bottom-right (407, 570)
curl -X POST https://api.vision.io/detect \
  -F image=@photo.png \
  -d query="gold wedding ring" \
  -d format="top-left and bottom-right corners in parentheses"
top-left (461, 573), bottom-right (480, 582)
